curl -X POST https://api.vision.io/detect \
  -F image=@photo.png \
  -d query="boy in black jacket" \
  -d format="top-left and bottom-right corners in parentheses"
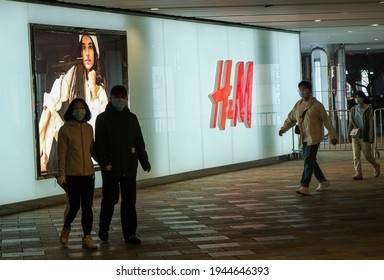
top-left (95, 85), bottom-right (151, 244)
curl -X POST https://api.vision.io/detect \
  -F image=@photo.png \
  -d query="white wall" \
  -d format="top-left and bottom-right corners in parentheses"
top-left (0, 1), bottom-right (301, 206)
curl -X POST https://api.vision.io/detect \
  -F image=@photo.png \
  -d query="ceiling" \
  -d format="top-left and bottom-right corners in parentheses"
top-left (21, 0), bottom-right (384, 53)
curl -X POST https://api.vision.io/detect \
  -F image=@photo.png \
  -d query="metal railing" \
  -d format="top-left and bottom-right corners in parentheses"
top-left (319, 109), bottom-right (351, 151)
top-left (373, 108), bottom-right (384, 158)
top-left (290, 109), bottom-right (352, 157)
top-left (291, 108), bottom-right (384, 158)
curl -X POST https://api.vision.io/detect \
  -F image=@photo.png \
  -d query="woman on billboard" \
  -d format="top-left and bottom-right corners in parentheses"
top-left (39, 34), bottom-right (108, 173)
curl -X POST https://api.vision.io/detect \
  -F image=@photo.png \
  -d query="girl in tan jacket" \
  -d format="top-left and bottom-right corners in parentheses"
top-left (57, 98), bottom-right (97, 249)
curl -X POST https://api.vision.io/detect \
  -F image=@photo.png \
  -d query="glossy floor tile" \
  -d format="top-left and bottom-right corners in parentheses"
top-left (1, 151), bottom-right (384, 260)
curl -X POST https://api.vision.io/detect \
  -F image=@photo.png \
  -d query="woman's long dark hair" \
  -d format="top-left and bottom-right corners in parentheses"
top-left (73, 34), bottom-right (106, 100)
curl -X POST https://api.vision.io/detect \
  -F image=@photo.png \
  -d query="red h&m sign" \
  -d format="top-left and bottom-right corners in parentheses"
top-left (210, 60), bottom-right (254, 130)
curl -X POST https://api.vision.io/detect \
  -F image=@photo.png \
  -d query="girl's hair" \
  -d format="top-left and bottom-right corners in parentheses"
top-left (63, 98), bottom-right (91, 121)
top-left (354, 90), bottom-right (368, 103)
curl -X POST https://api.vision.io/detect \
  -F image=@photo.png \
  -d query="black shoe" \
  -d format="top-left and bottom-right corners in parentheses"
top-left (99, 230), bottom-right (108, 241)
top-left (125, 235), bottom-right (141, 244)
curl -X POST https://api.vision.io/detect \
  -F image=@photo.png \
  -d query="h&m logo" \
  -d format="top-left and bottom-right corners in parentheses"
top-left (210, 60), bottom-right (254, 130)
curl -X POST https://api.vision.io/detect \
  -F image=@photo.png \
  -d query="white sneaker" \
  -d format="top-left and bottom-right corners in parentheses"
top-left (316, 180), bottom-right (330, 192)
top-left (296, 186), bottom-right (309, 196)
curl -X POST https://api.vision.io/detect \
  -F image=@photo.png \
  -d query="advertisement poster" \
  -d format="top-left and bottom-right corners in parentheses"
top-left (31, 24), bottom-right (128, 178)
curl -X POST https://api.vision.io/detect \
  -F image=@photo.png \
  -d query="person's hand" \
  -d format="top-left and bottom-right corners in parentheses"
top-left (278, 129), bottom-right (284, 136)
top-left (40, 149), bottom-right (48, 165)
top-left (56, 176), bottom-right (69, 192)
top-left (331, 138), bottom-right (338, 146)
top-left (39, 137), bottom-right (48, 163)
top-left (88, 70), bottom-right (97, 99)
top-left (144, 162), bottom-right (151, 173)
top-left (56, 176), bottom-right (69, 193)
top-left (104, 163), bottom-right (112, 171)
top-left (40, 147), bottom-right (48, 172)
top-left (57, 176), bottom-right (66, 186)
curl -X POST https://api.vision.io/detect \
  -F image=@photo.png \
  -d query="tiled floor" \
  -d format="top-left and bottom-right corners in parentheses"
top-left (1, 151), bottom-right (384, 260)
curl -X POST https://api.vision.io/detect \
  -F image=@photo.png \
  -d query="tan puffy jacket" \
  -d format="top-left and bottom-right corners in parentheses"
top-left (57, 120), bottom-right (95, 180)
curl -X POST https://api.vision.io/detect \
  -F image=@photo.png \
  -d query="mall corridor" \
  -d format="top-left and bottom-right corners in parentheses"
top-left (1, 151), bottom-right (384, 260)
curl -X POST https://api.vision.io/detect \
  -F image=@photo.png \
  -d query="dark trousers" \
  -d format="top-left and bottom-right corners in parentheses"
top-left (300, 142), bottom-right (326, 187)
top-left (99, 175), bottom-right (137, 239)
top-left (64, 175), bottom-right (95, 236)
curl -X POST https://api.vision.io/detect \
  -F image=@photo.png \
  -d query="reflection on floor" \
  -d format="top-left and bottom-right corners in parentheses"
top-left (1, 151), bottom-right (384, 260)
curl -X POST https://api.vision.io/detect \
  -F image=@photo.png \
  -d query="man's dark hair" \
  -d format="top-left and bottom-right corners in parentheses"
top-left (298, 80), bottom-right (312, 91)
top-left (110, 85), bottom-right (128, 97)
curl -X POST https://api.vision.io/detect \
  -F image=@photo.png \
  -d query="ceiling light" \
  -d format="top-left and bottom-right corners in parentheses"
top-left (371, 24), bottom-right (379, 27)
top-left (150, 8), bottom-right (159, 11)
top-left (314, 19), bottom-right (321, 22)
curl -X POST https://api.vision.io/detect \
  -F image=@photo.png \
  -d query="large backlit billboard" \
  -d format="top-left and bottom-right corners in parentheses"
top-left (30, 24), bottom-right (128, 178)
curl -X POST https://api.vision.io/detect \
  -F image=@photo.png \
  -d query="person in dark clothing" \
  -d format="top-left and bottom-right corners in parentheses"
top-left (95, 85), bottom-right (151, 244)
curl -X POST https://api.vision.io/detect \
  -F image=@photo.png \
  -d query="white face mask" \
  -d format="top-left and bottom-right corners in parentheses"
top-left (299, 91), bottom-right (306, 98)
top-left (111, 98), bottom-right (127, 111)
top-left (72, 108), bottom-right (86, 121)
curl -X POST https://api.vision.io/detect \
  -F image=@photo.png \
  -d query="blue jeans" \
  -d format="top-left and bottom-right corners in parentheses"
top-left (301, 142), bottom-right (326, 187)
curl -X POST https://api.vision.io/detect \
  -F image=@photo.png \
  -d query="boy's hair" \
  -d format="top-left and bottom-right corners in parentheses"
top-left (110, 85), bottom-right (128, 97)
top-left (298, 80), bottom-right (312, 91)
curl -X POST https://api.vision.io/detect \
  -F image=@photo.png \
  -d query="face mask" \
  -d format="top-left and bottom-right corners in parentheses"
top-left (299, 91), bottom-right (308, 99)
top-left (355, 98), bottom-right (363, 105)
top-left (72, 108), bottom-right (86, 121)
top-left (111, 98), bottom-right (127, 111)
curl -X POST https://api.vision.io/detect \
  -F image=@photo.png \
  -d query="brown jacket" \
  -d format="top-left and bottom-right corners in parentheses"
top-left (57, 120), bottom-right (95, 181)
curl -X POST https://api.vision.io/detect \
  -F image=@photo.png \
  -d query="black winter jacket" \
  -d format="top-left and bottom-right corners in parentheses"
top-left (95, 103), bottom-right (150, 177)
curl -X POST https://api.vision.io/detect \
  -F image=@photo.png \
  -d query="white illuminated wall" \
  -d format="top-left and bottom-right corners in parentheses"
top-left (0, 1), bottom-right (300, 206)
